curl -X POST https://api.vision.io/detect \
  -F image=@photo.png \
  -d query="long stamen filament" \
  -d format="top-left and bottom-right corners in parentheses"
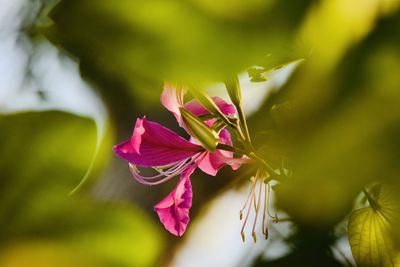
top-left (263, 181), bottom-right (269, 239)
top-left (155, 158), bottom-right (192, 176)
top-left (241, 176), bottom-right (256, 242)
top-left (240, 177), bottom-right (256, 220)
top-left (266, 183), bottom-right (277, 221)
top-left (251, 175), bottom-right (263, 242)
top-left (129, 152), bottom-right (207, 186)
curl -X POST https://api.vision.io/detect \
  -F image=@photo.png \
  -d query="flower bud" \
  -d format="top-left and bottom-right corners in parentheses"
top-left (180, 108), bottom-right (219, 151)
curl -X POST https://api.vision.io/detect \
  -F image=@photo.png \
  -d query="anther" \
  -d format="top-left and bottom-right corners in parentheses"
top-left (265, 227), bottom-right (269, 240)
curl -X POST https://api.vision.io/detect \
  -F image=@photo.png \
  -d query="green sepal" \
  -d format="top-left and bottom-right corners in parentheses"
top-left (224, 76), bottom-right (242, 108)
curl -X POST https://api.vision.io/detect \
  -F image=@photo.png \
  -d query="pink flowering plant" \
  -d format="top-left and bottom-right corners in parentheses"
top-left (114, 78), bottom-right (282, 240)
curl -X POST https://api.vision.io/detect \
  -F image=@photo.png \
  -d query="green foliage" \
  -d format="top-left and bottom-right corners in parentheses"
top-left (41, 0), bottom-right (310, 105)
top-left (0, 111), bottom-right (163, 267)
top-left (348, 185), bottom-right (400, 267)
top-left (19, 0), bottom-right (400, 265)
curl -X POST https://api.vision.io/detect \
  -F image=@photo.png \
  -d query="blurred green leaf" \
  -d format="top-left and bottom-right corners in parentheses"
top-left (41, 0), bottom-right (311, 106)
top-left (0, 111), bottom-right (163, 267)
top-left (269, 11), bottom-right (400, 227)
top-left (0, 241), bottom-right (100, 267)
top-left (348, 185), bottom-right (399, 267)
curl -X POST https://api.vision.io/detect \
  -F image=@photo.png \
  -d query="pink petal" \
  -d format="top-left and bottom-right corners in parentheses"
top-left (113, 117), bottom-right (202, 167)
top-left (197, 151), bottom-right (250, 176)
top-left (184, 96), bottom-right (236, 116)
top-left (160, 82), bottom-right (186, 127)
top-left (154, 166), bottom-right (195, 236)
top-left (213, 97), bottom-right (236, 115)
top-left (131, 117), bottom-right (145, 154)
top-left (197, 129), bottom-right (249, 176)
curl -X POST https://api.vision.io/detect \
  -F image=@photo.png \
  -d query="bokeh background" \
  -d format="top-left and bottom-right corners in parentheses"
top-left (1, 0), bottom-right (400, 266)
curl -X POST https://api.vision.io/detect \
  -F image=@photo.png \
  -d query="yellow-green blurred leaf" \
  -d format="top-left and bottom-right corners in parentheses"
top-left (0, 111), bottom-right (164, 267)
top-left (42, 0), bottom-right (311, 106)
top-left (348, 185), bottom-right (400, 267)
top-left (0, 241), bottom-right (100, 267)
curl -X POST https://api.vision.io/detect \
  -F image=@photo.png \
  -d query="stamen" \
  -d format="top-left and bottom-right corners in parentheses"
top-left (251, 173), bottom-right (263, 243)
top-left (241, 175), bottom-right (256, 242)
top-left (262, 181), bottom-right (269, 239)
top-left (129, 164), bottom-right (179, 185)
top-left (239, 176), bottom-right (256, 220)
top-left (130, 159), bottom-right (194, 185)
top-left (239, 169), bottom-right (277, 242)
top-left (129, 152), bottom-right (208, 186)
top-left (155, 158), bottom-right (192, 176)
top-left (154, 159), bottom-right (188, 175)
top-left (266, 182), bottom-right (278, 221)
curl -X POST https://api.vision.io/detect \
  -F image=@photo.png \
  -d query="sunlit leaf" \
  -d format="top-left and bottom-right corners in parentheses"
top-left (348, 185), bottom-right (399, 267)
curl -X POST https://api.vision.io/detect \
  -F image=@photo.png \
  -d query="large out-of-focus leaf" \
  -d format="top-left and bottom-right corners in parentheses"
top-left (0, 111), bottom-right (164, 267)
top-left (41, 0), bottom-right (311, 105)
top-left (267, 10), bottom-right (400, 226)
top-left (348, 185), bottom-right (400, 267)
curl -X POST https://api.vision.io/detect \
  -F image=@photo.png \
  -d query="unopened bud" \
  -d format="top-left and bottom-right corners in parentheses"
top-left (180, 108), bottom-right (219, 151)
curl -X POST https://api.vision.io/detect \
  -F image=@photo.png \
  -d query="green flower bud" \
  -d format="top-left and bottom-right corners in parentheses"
top-left (180, 108), bottom-right (219, 151)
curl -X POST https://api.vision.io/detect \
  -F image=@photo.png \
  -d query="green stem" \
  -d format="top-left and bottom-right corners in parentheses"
top-left (223, 76), bottom-right (282, 181)
top-left (249, 152), bottom-right (282, 181)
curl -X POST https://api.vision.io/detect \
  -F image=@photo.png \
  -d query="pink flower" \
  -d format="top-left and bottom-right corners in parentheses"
top-left (113, 83), bottom-right (248, 236)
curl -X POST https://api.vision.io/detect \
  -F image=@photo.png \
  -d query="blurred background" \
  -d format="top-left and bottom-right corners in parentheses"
top-left (1, 0), bottom-right (400, 266)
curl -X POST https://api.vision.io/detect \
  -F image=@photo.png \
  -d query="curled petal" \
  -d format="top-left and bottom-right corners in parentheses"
top-left (161, 82), bottom-right (186, 126)
top-left (197, 129), bottom-right (249, 176)
top-left (185, 96), bottom-right (236, 116)
top-left (131, 117), bottom-right (145, 154)
top-left (113, 117), bottom-right (202, 167)
top-left (154, 166), bottom-right (195, 236)
top-left (197, 151), bottom-right (250, 176)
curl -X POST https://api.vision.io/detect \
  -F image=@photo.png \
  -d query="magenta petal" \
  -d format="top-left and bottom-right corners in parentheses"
top-left (197, 150), bottom-right (250, 176)
top-left (185, 96), bottom-right (236, 116)
top-left (197, 129), bottom-right (249, 176)
top-left (113, 117), bottom-right (202, 167)
top-left (131, 118), bottom-right (145, 154)
top-left (154, 166), bottom-right (195, 236)
top-left (161, 82), bottom-right (186, 126)
top-left (213, 97), bottom-right (236, 115)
